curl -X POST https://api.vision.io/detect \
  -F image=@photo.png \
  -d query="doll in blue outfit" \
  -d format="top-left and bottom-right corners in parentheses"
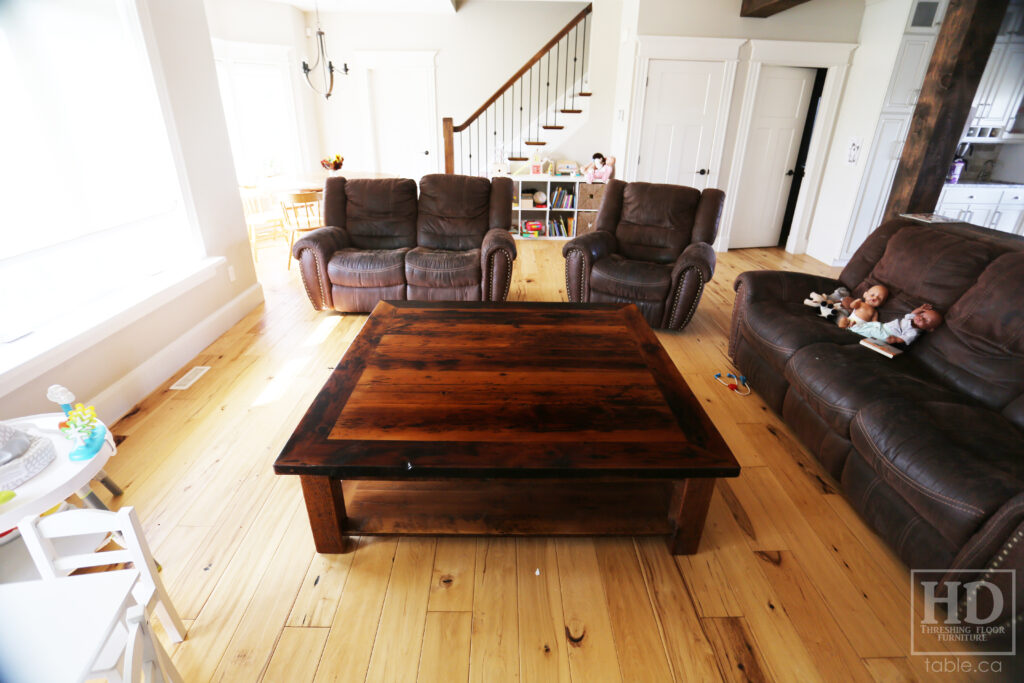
top-left (847, 303), bottom-right (943, 345)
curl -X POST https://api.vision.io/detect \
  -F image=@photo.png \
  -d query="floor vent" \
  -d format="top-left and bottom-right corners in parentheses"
top-left (170, 366), bottom-right (210, 390)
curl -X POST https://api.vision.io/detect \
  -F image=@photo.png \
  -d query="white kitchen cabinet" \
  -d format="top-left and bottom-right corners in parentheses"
top-left (883, 35), bottom-right (937, 112)
top-left (906, 0), bottom-right (947, 34)
top-left (935, 185), bottom-right (1024, 233)
top-left (972, 40), bottom-right (1024, 129)
top-left (841, 114), bottom-right (913, 261)
top-left (1000, 0), bottom-right (1024, 38)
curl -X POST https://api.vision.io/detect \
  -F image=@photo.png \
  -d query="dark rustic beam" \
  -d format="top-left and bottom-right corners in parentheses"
top-left (884, 0), bottom-right (1009, 221)
top-left (740, 0), bottom-right (813, 18)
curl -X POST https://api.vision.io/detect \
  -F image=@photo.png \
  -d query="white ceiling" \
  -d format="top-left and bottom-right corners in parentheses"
top-left (265, 0), bottom-right (458, 13)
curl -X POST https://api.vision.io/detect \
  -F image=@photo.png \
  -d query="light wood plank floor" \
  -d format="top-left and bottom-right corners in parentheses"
top-left (93, 237), bottom-right (998, 682)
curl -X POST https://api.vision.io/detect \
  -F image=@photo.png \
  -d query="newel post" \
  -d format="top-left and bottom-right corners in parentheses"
top-left (443, 117), bottom-right (455, 174)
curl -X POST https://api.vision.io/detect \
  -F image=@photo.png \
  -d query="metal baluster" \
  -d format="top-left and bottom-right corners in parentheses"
top-left (572, 24), bottom-right (579, 110)
top-left (554, 40), bottom-right (560, 127)
top-left (502, 91), bottom-right (506, 162)
top-left (529, 65), bottom-right (533, 144)
top-left (519, 78), bottom-right (524, 159)
top-left (545, 51), bottom-right (551, 127)
top-left (457, 132), bottom-right (462, 175)
top-left (565, 32), bottom-right (573, 111)
top-left (581, 14), bottom-right (588, 93)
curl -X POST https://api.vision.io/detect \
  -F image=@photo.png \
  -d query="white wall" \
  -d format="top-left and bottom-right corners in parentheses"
top-left (638, 0), bottom-right (864, 42)
top-left (804, 0), bottom-right (912, 264)
top-left (0, 0), bottom-right (261, 419)
top-left (311, 0), bottom-right (588, 174)
top-left (205, 0), bottom-right (322, 173)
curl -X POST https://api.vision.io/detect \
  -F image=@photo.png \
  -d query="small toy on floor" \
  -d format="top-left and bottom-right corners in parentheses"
top-left (714, 372), bottom-right (751, 396)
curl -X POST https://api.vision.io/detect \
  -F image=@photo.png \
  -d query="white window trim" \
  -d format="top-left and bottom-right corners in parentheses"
top-left (0, 256), bottom-right (225, 400)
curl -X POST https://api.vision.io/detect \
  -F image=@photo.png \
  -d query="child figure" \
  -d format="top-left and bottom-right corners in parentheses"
top-left (837, 285), bottom-right (890, 328)
top-left (583, 153), bottom-right (615, 183)
top-left (847, 303), bottom-right (943, 345)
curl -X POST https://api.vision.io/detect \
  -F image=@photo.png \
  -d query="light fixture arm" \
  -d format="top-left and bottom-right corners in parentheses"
top-left (302, 5), bottom-right (348, 100)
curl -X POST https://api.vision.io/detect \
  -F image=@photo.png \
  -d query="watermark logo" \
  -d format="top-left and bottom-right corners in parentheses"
top-left (911, 569), bottom-right (1016, 656)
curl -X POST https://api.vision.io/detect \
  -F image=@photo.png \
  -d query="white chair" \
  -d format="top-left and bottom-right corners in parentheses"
top-left (19, 506), bottom-right (186, 644)
top-left (123, 604), bottom-right (182, 683)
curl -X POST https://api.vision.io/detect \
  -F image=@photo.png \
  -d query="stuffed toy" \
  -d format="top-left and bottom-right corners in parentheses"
top-left (803, 287), bottom-right (850, 320)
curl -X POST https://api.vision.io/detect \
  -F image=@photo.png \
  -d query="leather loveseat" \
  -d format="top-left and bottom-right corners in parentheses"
top-left (729, 218), bottom-right (1024, 636)
top-left (562, 180), bottom-right (723, 330)
top-left (293, 174), bottom-right (515, 312)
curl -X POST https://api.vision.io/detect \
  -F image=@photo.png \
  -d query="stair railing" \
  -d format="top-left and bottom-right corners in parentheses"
top-left (443, 4), bottom-right (592, 176)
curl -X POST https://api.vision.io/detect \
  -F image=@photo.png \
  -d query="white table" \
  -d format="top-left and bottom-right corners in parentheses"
top-left (0, 570), bottom-right (138, 682)
top-left (0, 413), bottom-right (120, 534)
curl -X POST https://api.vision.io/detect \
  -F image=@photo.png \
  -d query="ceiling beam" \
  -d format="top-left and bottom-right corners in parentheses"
top-left (884, 0), bottom-right (1009, 221)
top-left (740, 0), bottom-right (813, 18)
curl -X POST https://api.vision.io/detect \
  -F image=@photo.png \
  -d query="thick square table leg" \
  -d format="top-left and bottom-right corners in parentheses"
top-left (299, 475), bottom-right (351, 554)
top-left (667, 478), bottom-right (716, 555)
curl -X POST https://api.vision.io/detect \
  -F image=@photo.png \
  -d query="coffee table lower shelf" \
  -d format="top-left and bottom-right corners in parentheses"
top-left (298, 475), bottom-right (717, 556)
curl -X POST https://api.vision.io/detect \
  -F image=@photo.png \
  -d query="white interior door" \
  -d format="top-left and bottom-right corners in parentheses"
top-left (729, 66), bottom-right (816, 249)
top-left (636, 59), bottom-right (726, 190)
top-left (361, 54), bottom-right (438, 180)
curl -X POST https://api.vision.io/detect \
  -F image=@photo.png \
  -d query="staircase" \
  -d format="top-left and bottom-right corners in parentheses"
top-left (443, 4), bottom-right (592, 176)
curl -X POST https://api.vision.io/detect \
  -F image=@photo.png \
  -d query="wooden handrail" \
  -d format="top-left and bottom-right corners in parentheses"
top-left (452, 3), bottom-right (592, 133)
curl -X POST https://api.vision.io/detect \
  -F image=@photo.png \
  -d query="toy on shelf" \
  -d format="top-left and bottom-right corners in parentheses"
top-left (583, 153), bottom-right (615, 183)
top-left (47, 384), bottom-right (107, 462)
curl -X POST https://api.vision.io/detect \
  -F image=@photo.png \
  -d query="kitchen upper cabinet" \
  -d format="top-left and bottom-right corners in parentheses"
top-left (1001, 1), bottom-right (1024, 38)
top-left (972, 40), bottom-right (1024, 129)
top-left (883, 35), bottom-right (937, 112)
top-left (906, 0), bottom-right (947, 34)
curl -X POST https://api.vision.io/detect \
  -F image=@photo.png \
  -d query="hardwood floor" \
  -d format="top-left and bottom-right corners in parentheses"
top-left (94, 237), bottom-right (994, 682)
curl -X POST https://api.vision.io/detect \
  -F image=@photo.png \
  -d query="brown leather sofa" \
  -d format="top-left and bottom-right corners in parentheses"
top-left (293, 175), bottom-right (515, 312)
top-left (729, 218), bottom-right (1024, 636)
top-left (562, 180), bottom-right (723, 330)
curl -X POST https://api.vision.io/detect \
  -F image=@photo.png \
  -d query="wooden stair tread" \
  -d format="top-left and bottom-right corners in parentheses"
top-left (524, 141), bottom-right (546, 146)
top-left (577, 92), bottom-right (592, 96)
top-left (508, 156), bottom-right (529, 161)
top-left (542, 125), bottom-right (565, 130)
top-left (560, 109), bottom-right (583, 114)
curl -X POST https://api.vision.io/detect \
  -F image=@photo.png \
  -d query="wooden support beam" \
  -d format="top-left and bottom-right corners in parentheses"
top-left (884, 0), bottom-right (1010, 221)
top-left (740, 0), bottom-right (813, 18)
top-left (443, 117), bottom-right (454, 174)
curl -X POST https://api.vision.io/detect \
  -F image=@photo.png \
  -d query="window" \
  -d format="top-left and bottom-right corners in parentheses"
top-left (0, 0), bottom-right (200, 344)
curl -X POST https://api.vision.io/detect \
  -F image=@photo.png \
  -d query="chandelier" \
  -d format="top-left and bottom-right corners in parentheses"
top-left (302, 2), bottom-right (348, 100)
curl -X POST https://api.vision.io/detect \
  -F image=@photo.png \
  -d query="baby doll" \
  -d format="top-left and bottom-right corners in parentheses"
top-left (583, 153), bottom-right (615, 183)
top-left (837, 284), bottom-right (889, 329)
top-left (847, 303), bottom-right (943, 346)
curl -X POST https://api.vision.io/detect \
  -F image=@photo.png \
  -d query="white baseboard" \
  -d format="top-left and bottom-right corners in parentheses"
top-left (89, 283), bottom-right (264, 422)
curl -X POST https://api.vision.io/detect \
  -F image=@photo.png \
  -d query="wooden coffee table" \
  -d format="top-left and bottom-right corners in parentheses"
top-left (274, 301), bottom-right (739, 555)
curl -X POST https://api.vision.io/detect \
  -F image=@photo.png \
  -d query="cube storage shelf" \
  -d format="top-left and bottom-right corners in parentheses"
top-left (502, 174), bottom-right (606, 240)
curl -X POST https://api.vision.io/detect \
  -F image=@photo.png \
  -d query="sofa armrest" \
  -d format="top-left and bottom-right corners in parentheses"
top-left (663, 242), bottom-right (716, 330)
top-left (481, 228), bottom-right (517, 301)
top-left (293, 226), bottom-right (350, 311)
top-left (729, 270), bottom-right (842, 360)
top-left (562, 231), bottom-right (618, 302)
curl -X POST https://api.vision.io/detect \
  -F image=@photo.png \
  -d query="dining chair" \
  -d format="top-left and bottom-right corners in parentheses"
top-left (123, 604), bottom-right (182, 683)
top-left (281, 190), bottom-right (324, 269)
top-left (240, 187), bottom-right (285, 263)
top-left (19, 506), bottom-right (186, 644)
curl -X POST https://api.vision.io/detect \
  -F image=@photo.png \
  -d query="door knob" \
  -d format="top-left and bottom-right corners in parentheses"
top-left (697, 169), bottom-right (708, 175)
top-left (786, 169), bottom-right (795, 176)
top-left (424, 150), bottom-right (429, 155)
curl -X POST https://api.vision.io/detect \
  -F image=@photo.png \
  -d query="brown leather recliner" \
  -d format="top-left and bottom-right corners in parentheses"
top-left (562, 180), bottom-right (724, 330)
top-left (292, 175), bottom-right (515, 312)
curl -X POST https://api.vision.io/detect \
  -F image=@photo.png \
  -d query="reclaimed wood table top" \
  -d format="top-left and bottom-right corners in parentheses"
top-left (274, 301), bottom-right (739, 480)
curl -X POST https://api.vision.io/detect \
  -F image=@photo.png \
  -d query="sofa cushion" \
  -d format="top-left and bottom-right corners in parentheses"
top-left (784, 343), bottom-right (963, 437)
top-left (405, 247), bottom-right (481, 289)
top-left (615, 182), bottom-right (701, 264)
top-left (914, 251), bottom-right (1024, 421)
top-left (344, 179), bottom-right (418, 250)
top-left (850, 400), bottom-right (1024, 547)
top-left (739, 300), bottom-right (862, 373)
top-left (327, 248), bottom-right (409, 288)
top-left (590, 254), bottom-right (672, 302)
top-left (417, 175), bottom-right (491, 251)
top-left (850, 224), bottom-right (998, 317)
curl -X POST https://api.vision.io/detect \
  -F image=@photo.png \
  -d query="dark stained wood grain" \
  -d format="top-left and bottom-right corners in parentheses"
top-left (884, 0), bottom-right (1009, 221)
top-left (740, 0), bottom-right (813, 18)
top-left (667, 479), bottom-right (716, 554)
top-left (300, 475), bottom-right (350, 554)
top-left (276, 302), bottom-right (740, 553)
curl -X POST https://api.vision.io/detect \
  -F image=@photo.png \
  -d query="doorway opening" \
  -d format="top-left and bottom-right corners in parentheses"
top-left (778, 67), bottom-right (827, 247)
